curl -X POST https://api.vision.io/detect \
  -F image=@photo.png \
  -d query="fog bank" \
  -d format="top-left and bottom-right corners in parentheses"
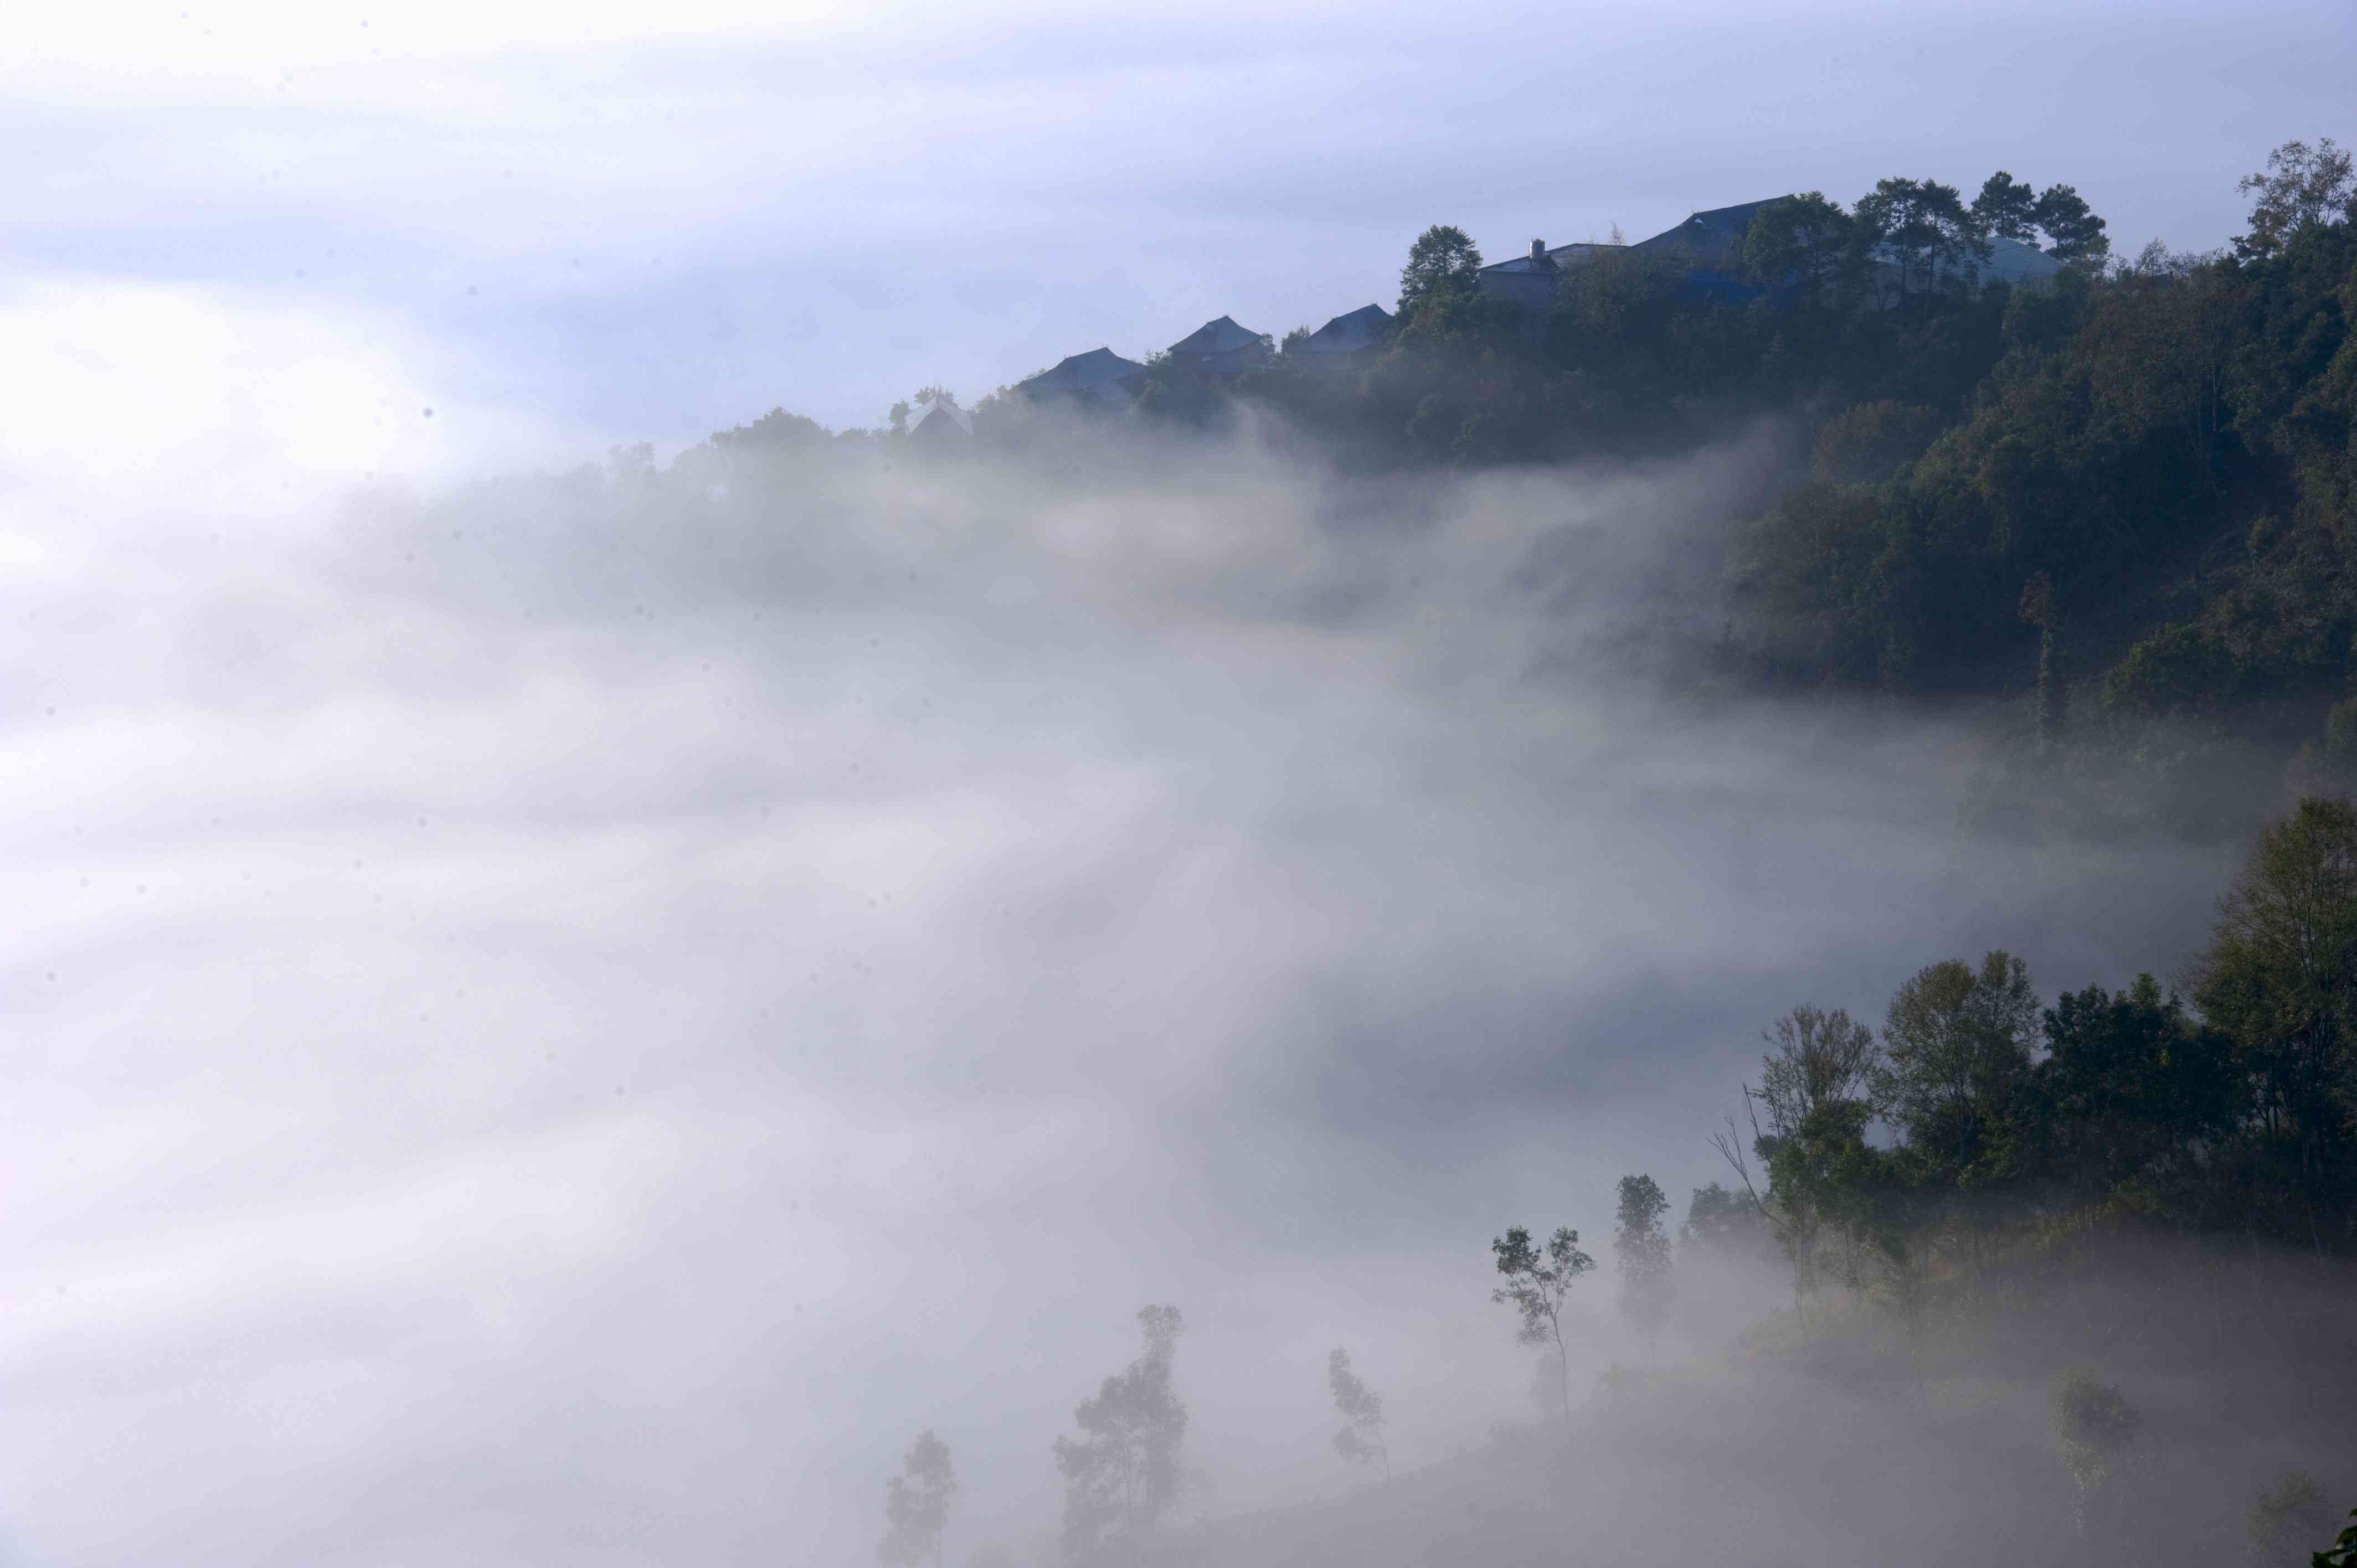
top-left (0, 401), bottom-right (2282, 1567)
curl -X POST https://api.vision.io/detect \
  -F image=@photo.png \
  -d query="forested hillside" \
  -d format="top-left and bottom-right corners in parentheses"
top-left (1239, 142), bottom-right (2357, 738)
top-left (792, 140), bottom-right (2349, 782)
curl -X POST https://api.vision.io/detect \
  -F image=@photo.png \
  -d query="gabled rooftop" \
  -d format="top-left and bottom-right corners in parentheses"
top-left (1018, 347), bottom-right (1148, 401)
top-left (1168, 316), bottom-right (1267, 357)
top-left (1546, 241), bottom-right (1624, 269)
top-left (1295, 303), bottom-right (1393, 356)
top-left (911, 401), bottom-right (973, 437)
top-left (1632, 199), bottom-right (1790, 264)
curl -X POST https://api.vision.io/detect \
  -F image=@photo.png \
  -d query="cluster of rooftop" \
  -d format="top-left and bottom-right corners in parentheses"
top-left (955, 195), bottom-right (2068, 433)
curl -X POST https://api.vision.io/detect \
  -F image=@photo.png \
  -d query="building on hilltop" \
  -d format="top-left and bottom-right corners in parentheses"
top-left (1545, 241), bottom-right (1623, 270)
top-left (1289, 303), bottom-right (1394, 370)
top-left (1629, 199), bottom-right (1782, 302)
top-left (1475, 240), bottom-right (1628, 334)
top-left (1166, 316), bottom-right (1273, 375)
top-left (910, 400), bottom-right (973, 443)
top-left (1475, 239), bottom-right (1562, 317)
top-left (1017, 347), bottom-right (1149, 405)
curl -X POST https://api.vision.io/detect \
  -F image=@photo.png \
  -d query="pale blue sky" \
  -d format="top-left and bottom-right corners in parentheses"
top-left (6, 0), bottom-right (2350, 439)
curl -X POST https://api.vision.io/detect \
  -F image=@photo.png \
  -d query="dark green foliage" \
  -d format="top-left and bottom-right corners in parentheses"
top-left (2032, 183), bottom-right (2111, 266)
top-left (2003, 977), bottom-right (2240, 1210)
top-left (1974, 172), bottom-right (2041, 242)
top-left (2237, 138), bottom-right (2355, 261)
top-left (1856, 177), bottom-right (1990, 298)
top-left (1814, 400), bottom-right (1946, 484)
top-left (1398, 224), bottom-right (1484, 317)
top-left (2318, 1508), bottom-right (2357, 1568)
top-left (1741, 191), bottom-right (1861, 306)
top-left (1877, 951), bottom-right (2041, 1177)
top-left (1722, 795), bottom-right (2357, 1293)
top-left (2189, 797), bottom-right (2357, 1239)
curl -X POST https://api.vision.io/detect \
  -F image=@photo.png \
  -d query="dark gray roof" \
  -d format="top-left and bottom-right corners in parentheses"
top-left (1480, 252), bottom-right (1560, 276)
top-left (1169, 316), bottom-right (1266, 357)
top-left (1632, 199), bottom-right (1789, 263)
top-left (1546, 241), bottom-right (1624, 268)
top-left (1297, 303), bottom-right (1393, 355)
top-left (1018, 347), bottom-right (1147, 400)
top-left (1982, 235), bottom-right (2063, 284)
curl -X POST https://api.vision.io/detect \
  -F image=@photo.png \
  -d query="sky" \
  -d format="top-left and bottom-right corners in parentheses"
top-left (4, 0), bottom-right (2351, 439)
top-left (0, 3), bottom-right (2349, 1566)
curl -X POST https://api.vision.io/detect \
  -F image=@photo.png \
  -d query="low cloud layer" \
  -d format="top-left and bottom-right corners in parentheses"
top-left (0, 291), bottom-right (2269, 1565)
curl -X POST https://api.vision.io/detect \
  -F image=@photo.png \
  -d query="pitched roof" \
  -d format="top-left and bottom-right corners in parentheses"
top-left (911, 401), bottom-right (973, 436)
top-left (1983, 234), bottom-right (2063, 285)
top-left (1296, 303), bottom-right (1393, 356)
top-left (1546, 241), bottom-right (1624, 269)
top-left (1632, 199), bottom-right (1789, 264)
top-left (1480, 251), bottom-right (1560, 276)
top-left (1168, 316), bottom-right (1265, 357)
top-left (1017, 347), bottom-right (1147, 400)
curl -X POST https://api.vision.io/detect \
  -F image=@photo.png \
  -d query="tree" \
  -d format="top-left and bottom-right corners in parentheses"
top-left (2020, 571), bottom-right (2063, 752)
top-left (1398, 225), bottom-right (1484, 318)
top-left (879, 1431), bottom-right (956, 1568)
top-left (1612, 1174), bottom-right (1675, 1358)
top-left (2236, 138), bottom-right (2355, 260)
top-left (1679, 1181), bottom-right (1773, 1261)
top-left (1756, 1005), bottom-right (1883, 1138)
top-left (2082, 251), bottom-right (2238, 491)
top-left (1490, 1225), bottom-right (1593, 1428)
top-left (1744, 1007), bottom-right (1888, 1308)
top-left (1740, 191), bottom-right (1859, 307)
top-left (1877, 951), bottom-right (2040, 1170)
top-left (1972, 171), bottom-right (2040, 241)
top-left (1053, 1306), bottom-right (1188, 1566)
top-left (2032, 184), bottom-right (2110, 266)
top-left (2049, 1368), bottom-right (2142, 1536)
top-left (2190, 797), bottom-right (2357, 1238)
top-left (1325, 1348), bottom-right (1390, 1478)
top-left (708, 406), bottom-right (832, 455)
top-left (2013, 976), bottom-right (2238, 1208)
top-left (1855, 177), bottom-right (1990, 300)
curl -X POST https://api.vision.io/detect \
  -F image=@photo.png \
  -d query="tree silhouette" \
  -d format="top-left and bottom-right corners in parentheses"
top-left (1053, 1306), bottom-right (1188, 1566)
top-left (1491, 1225), bottom-right (1592, 1428)
top-left (1326, 1347), bottom-right (1390, 1479)
top-left (1613, 1175), bottom-right (1675, 1359)
top-left (878, 1430), bottom-right (955, 1568)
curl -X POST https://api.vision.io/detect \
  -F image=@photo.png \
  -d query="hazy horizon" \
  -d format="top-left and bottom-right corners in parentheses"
top-left (6, 5), bottom-right (2354, 1566)
top-left (8, 1), bottom-right (2353, 443)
